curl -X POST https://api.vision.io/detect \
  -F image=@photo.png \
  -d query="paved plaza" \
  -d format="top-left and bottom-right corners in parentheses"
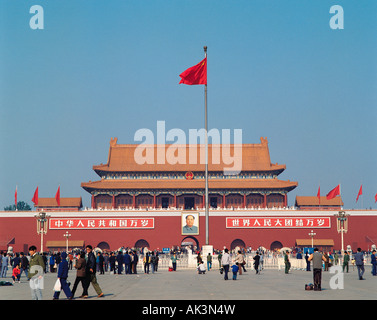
top-left (0, 264), bottom-right (375, 301)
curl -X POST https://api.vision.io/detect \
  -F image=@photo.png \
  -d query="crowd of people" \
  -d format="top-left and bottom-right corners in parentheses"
top-left (0, 245), bottom-right (376, 299)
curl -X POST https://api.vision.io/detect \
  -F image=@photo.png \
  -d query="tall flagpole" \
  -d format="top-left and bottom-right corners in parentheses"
top-left (204, 45), bottom-right (209, 246)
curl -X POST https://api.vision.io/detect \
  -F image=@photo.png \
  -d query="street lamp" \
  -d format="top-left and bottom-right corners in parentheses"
top-left (63, 231), bottom-right (71, 252)
top-left (34, 211), bottom-right (50, 253)
top-left (308, 230), bottom-right (316, 248)
top-left (335, 210), bottom-right (349, 255)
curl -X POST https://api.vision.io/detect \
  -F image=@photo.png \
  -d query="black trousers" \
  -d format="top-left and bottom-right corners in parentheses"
top-left (223, 264), bottom-right (229, 280)
top-left (71, 276), bottom-right (86, 297)
top-left (313, 268), bottom-right (322, 290)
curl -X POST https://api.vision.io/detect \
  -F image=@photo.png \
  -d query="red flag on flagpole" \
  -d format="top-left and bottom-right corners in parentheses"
top-left (179, 57), bottom-right (207, 85)
top-left (55, 186), bottom-right (60, 206)
top-left (356, 185), bottom-right (362, 202)
top-left (326, 184), bottom-right (340, 200)
top-left (32, 187), bottom-right (39, 206)
top-left (375, 193), bottom-right (377, 203)
top-left (15, 186), bottom-right (17, 207)
top-left (317, 186), bottom-right (321, 205)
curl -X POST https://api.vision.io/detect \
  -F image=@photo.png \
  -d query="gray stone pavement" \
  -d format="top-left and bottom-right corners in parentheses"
top-left (0, 264), bottom-right (376, 301)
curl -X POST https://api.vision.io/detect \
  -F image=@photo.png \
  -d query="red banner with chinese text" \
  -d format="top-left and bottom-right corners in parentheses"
top-left (49, 218), bottom-right (154, 229)
top-left (226, 217), bottom-right (331, 229)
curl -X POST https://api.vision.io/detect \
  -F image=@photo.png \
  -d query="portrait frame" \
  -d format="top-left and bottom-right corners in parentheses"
top-left (181, 212), bottom-right (199, 236)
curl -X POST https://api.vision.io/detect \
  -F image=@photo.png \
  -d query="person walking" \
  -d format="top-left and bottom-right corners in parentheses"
top-left (217, 251), bottom-right (222, 269)
top-left (342, 251), bottom-right (350, 273)
top-left (323, 252), bottom-right (329, 271)
top-left (124, 251), bottom-right (131, 274)
top-left (354, 248), bottom-right (365, 280)
top-left (53, 251), bottom-right (73, 300)
top-left (71, 252), bottom-right (86, 299)
top-left (20, 252), bottom-right (29, 279)
top-left (132, 250), bottom-right (139, 274)
top-left (305, 252), bottom-right (311, 271)
top-left (231, 263), bottom-right (239, 280)
top-left (154, 252), bottom-right (159, 272)
top-left (1, 253), bottom-right (8, 278)
top-left (109, 252), bottom-right (116, 274)
top-left (371, 250), bottom-right (377, 276)
top-left (284, 250), bottom-right (291, 274)
top-left (82, 245), bottom-right (104, 298)
top-left (207, 253), bottom-right (212, 271)
top-left (49, 254), bottom-right (55, 273)
top-left (171, 252), bottom-right (178, 271)
top-left (308, 248), bottom-right (326, 291)
top-left (98, 252), bottom-right (105, 275)
top-left (334, 252), bottom-right (339, 266)
top-left (258, 251), bottom-right (263, 272)
top-left (235, 251), bottom-right (244, 275)
top-left (143, 252), bottom-right (151, 274)
top-left (28, 245), bottom-right (45, 300)
top-left (150, 251), bottom-right (157, 274)
top-left (253, 252), bottom-right (260, 274)
top-left (116, 251), bottom-right (123, 275)
top-left (103, 252), bottom-right (109, 272)
top-left (221, 249), bottom-right (231, 280)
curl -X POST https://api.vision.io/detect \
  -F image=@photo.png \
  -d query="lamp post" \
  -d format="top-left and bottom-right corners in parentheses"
top-left (335, 210), bottom-right (349, 255)
top-left (308, 230), bottom-right (316, 248)
top-left (63, 231), bottom-right (71, 252)
top-left (35, 211), bottom-right (50, 253)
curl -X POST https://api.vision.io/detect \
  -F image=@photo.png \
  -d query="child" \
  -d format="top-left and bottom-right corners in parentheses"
top-left (231, 263), bottom-right (239, 280)
top-left (12, 265), bottom-right (21, 283)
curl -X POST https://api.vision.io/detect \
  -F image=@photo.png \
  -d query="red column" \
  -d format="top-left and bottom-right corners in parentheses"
top-left (112, 195), bottom-right (115, 209)
top-left (223, 195), bottom-right (226, 208)
top-left (203, 194), bottom-right (205, 208)
top-left (133, 195), bottom-right (136, 208)
top-left (284, 194), bottom-right (287, 207)
top-left (91, 194), bottom-right (95, 209)
top-left (243, 194), bottom-right (246, 208)
top-left (263, 194), bottom-right (267, 208)
top-left (153, 194), bottom-right (156, 209)
top-left (174, 194), bottom-right (177, 208)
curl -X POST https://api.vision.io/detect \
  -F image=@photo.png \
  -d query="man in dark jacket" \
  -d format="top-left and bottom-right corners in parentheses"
top-left (132, 250), bottom-right (139, 274)
top-left (20, 252), bottom-right (29, 279)
top-left (354, 248), bottom-right (365, 280)
top-left (98, 252), bottom-right (105, 275)
top-left (81, 245), bottom-right (104, 298)
top-left (53, 252), bottom-right (73, 300)
top-left (109, 252), bottom-right (116, 274)
top-left (123, 251), bottom-right (131, 274)
top-left (116, 251), bottom-right (123, 274)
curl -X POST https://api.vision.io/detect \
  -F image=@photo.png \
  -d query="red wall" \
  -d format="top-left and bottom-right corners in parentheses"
top-left (0, 211), bottom-right (376, 252)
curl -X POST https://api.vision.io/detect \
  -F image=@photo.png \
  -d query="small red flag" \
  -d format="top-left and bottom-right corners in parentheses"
top-left (55, 186), bottom-right (60, 206)
top-left (15, 186), bottom-right (17, 207)
top-left (375, 193), bottom-right (377, 203)
top-left (356, 185), bottom-right (362, 203)
top-left (317, 186), bottom-right (321, 205)
top-left (32, 186), bottom-right (39, 206)
top-left (179, 57), bottom-right (207, 85)
top-left (326, 184), bottom-right (340, 200)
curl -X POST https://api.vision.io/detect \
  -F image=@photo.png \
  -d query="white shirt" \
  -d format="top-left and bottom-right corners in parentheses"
top-left (221, 253), bottom-right (231, 266)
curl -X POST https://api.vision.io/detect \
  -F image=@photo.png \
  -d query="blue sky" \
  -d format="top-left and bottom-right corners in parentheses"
top-left (1, 0), bottom-right (376, 210)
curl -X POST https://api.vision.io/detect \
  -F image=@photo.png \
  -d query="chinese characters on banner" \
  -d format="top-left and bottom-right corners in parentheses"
top-left (49, 218), bottom-right (154, 229)
top-left (226, 217), bottom-right (331, 228)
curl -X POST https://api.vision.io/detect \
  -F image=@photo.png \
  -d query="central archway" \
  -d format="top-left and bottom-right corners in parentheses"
top-left (134, 239), bottom-right (150, 250)
top-left (97, 241), bottom-right (110, 251)
top-left (270, 241), bottom-right (283, 251)
top-left (230, 239), bottom-right (246, 250)
top-left (181, 236), bottom-right (199, 250)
